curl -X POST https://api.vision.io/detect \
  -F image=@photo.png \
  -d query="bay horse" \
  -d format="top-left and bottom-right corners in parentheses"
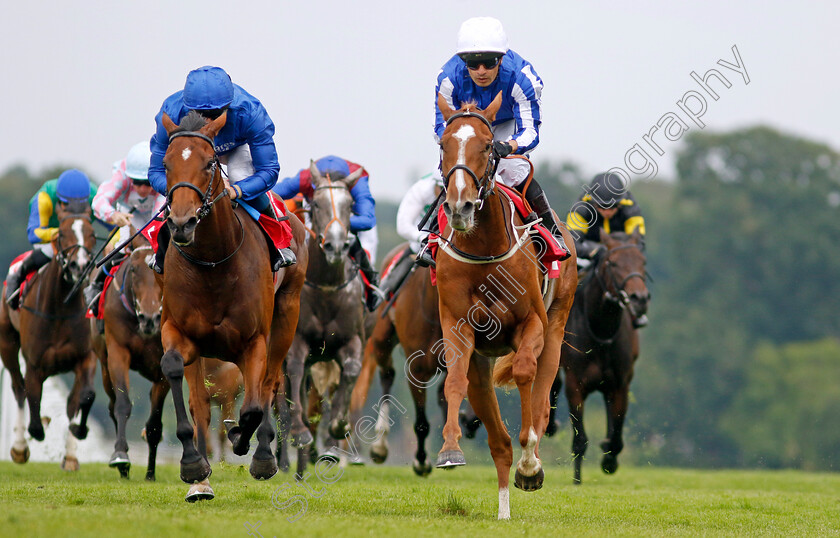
top-left (278, 161), bottom-right (366, 463)
top-left (0, 205), bottom-right (98, 470)
top-left (158, 111), bottom-right (307, 500)
top-left (560, 229), bottom-right (649, 484)
top-left (434, 94), bottom-right (577, 519)
top-left (92, 241), bottom-right (168, 480)
top-left (349, 243), bottom-right (447, 476)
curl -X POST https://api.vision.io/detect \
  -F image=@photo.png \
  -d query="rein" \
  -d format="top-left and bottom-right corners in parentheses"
top-left (304, 176), bottom-right (358, 290)
top-left (583, 243), bottom-right (647, 344)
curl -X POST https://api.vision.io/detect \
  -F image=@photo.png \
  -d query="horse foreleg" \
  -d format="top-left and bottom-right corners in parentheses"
top-left (144, 380), bottom-right (169, 481)
top-left (512, 314), bottom-right (545, 492)
top-left (466, 354), bottom-right (513, 519)
top-left (105, 343), bottom-right (132, 478)
top-left (286, 341), bottom-right (312, 448)
top-left (545, 374), bottom-right (563, 437)
top-left (185, 359), bottom-right (210, 460)
top-left (274, 376), bottom-right (292, 472)
top-left (249, 402), bottom-right (279, 480)
top-left (436, 309), bottom-right (474, 468)
top-left (160, 343), bottom-right (210, 485)
top-left (601, 387), bottom-right (628, 475)
top-left (328, 336), bottom-right (363, 441)
top-left (229, 338), bottom-right (268, 456)
top-left (24, 369), bottom-right (45, 442)
top-left (409, 383), bottom-right (431, 476)
top-left (368, 356), bottom-right (395, 465)
top-left (565, 370), bottom-right (588, 485)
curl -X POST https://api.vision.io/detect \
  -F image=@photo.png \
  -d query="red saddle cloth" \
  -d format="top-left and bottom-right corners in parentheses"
top-left (428, 185), bottom-right (564, 285)
top-left (5, 251), bottom-right (37, 298)
top-left (141, 192), bottom-right (293, 254)
top-left (85, 259), bottom-right (126, 320)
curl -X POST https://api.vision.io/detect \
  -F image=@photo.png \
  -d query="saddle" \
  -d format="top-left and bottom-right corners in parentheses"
top-left (5, 251), bottom-right (38, 304)
top-left (85, 258), bottom-right (127, 320)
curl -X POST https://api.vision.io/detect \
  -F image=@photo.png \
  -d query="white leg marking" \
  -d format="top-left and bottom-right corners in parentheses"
top-left (371, 401), bottom-right (390, 456)
top-left (516, 427), bottom-right (541, 475)
top-left (498, 487), bottom-right (510, 520)
top-left (13, 405), bottom-right (27, 452)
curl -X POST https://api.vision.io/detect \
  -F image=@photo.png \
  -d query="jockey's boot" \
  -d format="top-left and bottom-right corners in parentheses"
top-left (414, 210), bottom-right (440, 269)
top-left (522, 179), bottom-right (571, 261)
top-left (5, 249), bottom-right (51, 310)
top-left (151, 224), bottom-right (169, 274)
top-left (83, 266), bottom-right (109, 316)
top-left (253, 193), bottom-right (296, 270)
top-left (349, 237), bottom-right (383, 311)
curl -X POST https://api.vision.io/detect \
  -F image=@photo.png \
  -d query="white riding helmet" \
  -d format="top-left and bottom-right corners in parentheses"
top-left (125, 140), bottom-right (152, 181)
top-left (456, 17), bottom-right (508, 55)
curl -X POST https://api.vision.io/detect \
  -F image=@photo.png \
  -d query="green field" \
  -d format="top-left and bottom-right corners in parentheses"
top-left (0, 461), bottom-right (838, 537)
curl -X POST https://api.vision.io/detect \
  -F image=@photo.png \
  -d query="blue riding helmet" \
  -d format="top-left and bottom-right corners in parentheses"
top-left (183, 66), bottom-right (234, 110)
top-left (315, 155), bottom-right (350, 176)
top-left (56, 169), bottom-right (92, 202)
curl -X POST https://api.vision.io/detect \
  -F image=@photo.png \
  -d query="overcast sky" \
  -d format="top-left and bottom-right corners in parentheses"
top-left (1, 1), bottom-right (835, 201)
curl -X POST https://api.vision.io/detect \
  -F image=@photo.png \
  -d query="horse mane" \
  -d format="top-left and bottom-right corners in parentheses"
top-left (173, 110), bottom-right (209, 133)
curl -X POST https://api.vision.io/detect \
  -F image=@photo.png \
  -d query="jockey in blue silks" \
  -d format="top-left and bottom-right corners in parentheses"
top-left (147, 65), bottom-right (296, 274)
top-left (416, 17), bottom-right (571, 268)
top-left (273, 155), bottom-right (382, 311)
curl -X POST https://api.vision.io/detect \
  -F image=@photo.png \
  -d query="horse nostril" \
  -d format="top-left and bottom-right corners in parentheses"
top-left (462, 201), bottom-right (474, 214)
top-left (442, 202), bottom-right (452, 217)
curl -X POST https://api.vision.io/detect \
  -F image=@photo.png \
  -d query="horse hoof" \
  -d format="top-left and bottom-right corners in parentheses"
top-left (545, 419), bottom-right (560, 437)
top-left (459, 412), bottom-right (482, 439)
top-left (370, 447), bottom-right (388, 464)
top-left (109, 452), bottom-right (131, 479)
top-left (320, 448), bottom-right (340, 463)
top-left (250, 457), bottom-right (279, 481)
top-left (277, 455), bottom-right (290, 473)
top-left (145, 472), bottom-right (156, 482)
top-left (436, 450), bottom-right (466, 469)
top-left (185, 481), bottom-right (215, 502)
top-left (69, 423), bottom-right (89, 440)
top-left (10, 446), bottom-right (30, 464)
top-left (348, 453), bottom-right (364, 466)
top-left (180, 457), bottom-right (212, 484)
top-left (291, 429), bottom-right (314, 449)
top-left (328, 419), bottom-right (349, 440)
top-left (602, 453), bottom-right (619, 474)
top-left (412, 459), bottom-right (432, 477)
top-left (61, 456), bottom-right (80, 472)
top-left (514, 467), bottom-right (544, 492)
top-left (28, 423), bottom-right (45, 442)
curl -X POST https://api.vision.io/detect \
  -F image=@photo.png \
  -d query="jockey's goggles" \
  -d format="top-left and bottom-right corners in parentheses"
top-left (461, 53), bottom-right (503, 71)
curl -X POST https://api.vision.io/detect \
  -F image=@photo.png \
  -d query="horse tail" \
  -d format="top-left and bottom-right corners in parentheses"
top-left (492, 352), bottom-right (517, 388)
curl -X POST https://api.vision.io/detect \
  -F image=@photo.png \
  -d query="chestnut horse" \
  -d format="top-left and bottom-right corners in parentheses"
top-left (204, 357), bottom-right (243, 462)
top-left (350, 243), bottom-right (447, 476)
top-left (0, 206), bottom-right (98, 470)
top-left (560, 230), bottom-right (649, 484)
top-left (158, 111), bottom-right (307, 501)
top-left (92, 242), bottom-right (168, 480)
top-left (433, 94), bottom-right (577, 519)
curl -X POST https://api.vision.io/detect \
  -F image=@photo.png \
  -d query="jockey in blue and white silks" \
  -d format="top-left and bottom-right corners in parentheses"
top-left (147, 66), bottom-right (295, 273)
top-left (416, 17), bottom-right (570, 268)
top-left (273, 155), bottom-right (382, 311)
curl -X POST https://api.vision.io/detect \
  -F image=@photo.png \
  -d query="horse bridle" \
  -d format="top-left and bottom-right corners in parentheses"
top-left (310, 174), bottom-right (351, 247)
top-left (595, 244), bottom-right (647, 308)
top-left (440, 111), bottom-right (500, 206)
top-left (164, 130), bottom-right (246, 268)
top-left (165, 131), bottom-right (227, 222)
top-left (55, 213), bottom-right (94, 283)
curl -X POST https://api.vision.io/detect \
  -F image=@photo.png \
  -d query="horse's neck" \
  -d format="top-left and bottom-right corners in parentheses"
top-left (32, 261), bottom-right (81, 312)
top-left (452, 190), bottom-right (509, 255)
top-left (194, 201), bottom-right (240, 253)
top-left (307, 238), bottom-right (352, 286)
top-left (584, 266), bottom-right (624, 337)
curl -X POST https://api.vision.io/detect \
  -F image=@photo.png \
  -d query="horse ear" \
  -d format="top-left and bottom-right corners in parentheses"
top-left (162, 113), bottom-right (178, 135)
top-left (483, 92), bottom-right (503, 123)
top-left (437, 93), bottom-right (455, 122)
top-left (202, 110), bottom-right (227, 139)
top-left (309, 159), bottom-right (323, 186)
top-left (343, 167), bottom-right (365, 187)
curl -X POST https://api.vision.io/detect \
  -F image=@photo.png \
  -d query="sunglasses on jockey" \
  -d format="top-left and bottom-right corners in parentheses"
top-left (460, 53), bottom-right (503, 71)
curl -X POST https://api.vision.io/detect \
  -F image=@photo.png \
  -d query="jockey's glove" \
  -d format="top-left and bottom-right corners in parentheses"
top-left (493, 140), bottom-right (514, 158)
